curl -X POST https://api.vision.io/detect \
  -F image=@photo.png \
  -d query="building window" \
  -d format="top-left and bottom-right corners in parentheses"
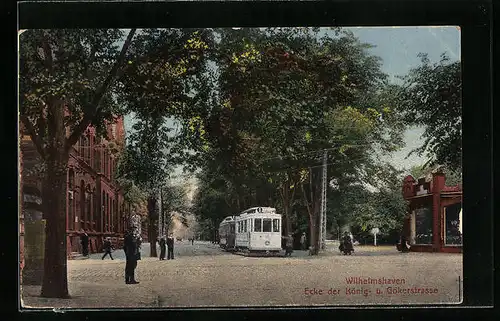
top-left (254, 218), bottom-right (262, 232)
top-left (86, 185), bottom-right (91, 229)
top-left (101, 191), bottom-right (105, 231)
top-left (79, 181), bottom-right (85, 228)
top-left (444, 203), bottom-right (462, 245)
top-left (413, 207), bottom-right (433, 245)
top-left (68, 170), bottom-right (75, 230)
top-left (262, 219), bottom-right (272, 232)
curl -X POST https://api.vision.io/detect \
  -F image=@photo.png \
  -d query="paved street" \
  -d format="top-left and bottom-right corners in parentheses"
top-left (21, 241), bottom-right (463, 309)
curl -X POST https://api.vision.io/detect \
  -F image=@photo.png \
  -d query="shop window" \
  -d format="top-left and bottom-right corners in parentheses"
top-left (414, 207), bottom-right (432, 244)
top-left (444, 203), bottom-right (462, 245)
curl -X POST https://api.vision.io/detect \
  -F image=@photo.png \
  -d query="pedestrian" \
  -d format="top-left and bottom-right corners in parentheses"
top-left (285, 234), bottom-right (294, 256)
top-left (191, 237), bottom-right (194, 245)
top-left (300, 232), bottom-right (307, 250)
top-left (159, 236), bottom-right (166, 260)
top-left (102, 237), bottom-right (114, 260)
top-left (400, 235), bottom-right (410, 253)
top-left (167, 233), bottom-right (175, 260)
top-left (80, 230), bottom-right (89, 257)
top-left (123, 229), bottom-right (139, 284)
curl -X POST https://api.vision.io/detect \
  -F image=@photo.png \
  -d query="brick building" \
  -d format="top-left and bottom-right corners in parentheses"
top-left (402, 169), bottom-right (462, 253)
top-left (20, 116), bottom-right (130, 259)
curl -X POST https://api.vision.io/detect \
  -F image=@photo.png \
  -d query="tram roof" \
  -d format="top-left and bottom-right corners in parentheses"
top-left (240, 207), bottom-right (277, 214)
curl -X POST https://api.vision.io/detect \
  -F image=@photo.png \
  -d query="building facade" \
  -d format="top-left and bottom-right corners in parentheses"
top-left (402, 170), bottom-right (462, 253)
top-left (20, 116), bottom-right (130, 259)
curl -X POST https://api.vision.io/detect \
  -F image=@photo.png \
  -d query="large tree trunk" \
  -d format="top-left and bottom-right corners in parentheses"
top-left (147, 196), bottom-right (158, 257)
top-left (302, 167), bottom-right (322, 256)
top-left (40, 102), bottom-right (70, 298)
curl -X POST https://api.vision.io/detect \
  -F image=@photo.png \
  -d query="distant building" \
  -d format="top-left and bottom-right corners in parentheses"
top-left (20, 116), bottom-right (130, 259)
top-left (402, 169), bottom-right (462, 253)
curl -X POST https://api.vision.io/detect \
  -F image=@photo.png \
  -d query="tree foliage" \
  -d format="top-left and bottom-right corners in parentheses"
top-left (398, 53), bottom-right (462, 171)
top-left (19, 28), bottom-right (136, 298)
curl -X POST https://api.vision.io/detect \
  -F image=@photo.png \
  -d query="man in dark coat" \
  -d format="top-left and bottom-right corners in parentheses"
top-left (102, 237), bottom-right (114, 260)
top-left (80, 230), bottom-right (89, 257)
top-left (167, 233), bottom-right (175, 260)
top-left (284, 234), bottom-right (294, 256)
top-left (159, 236), bottom-right (166, 260)
top-left (123, 230), bottom-right (139, 284)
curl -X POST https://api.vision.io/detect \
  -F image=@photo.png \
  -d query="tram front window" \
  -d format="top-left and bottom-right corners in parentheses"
top-left (263, 219), bottom-right (272, 232)
top-left (254, 218), bottom-right (262, 232)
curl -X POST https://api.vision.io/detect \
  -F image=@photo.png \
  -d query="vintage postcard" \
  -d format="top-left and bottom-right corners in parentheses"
top-left (19, 25), bottom-right (463, 309)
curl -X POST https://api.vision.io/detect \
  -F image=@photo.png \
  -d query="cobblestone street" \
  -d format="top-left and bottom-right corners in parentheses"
top-left (21, 241), bottom-right (463, 309)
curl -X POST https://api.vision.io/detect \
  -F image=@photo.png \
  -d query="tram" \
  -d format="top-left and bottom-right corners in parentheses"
top-left (218, 216), bottom-right (236, 250)
top-left (235, 207), bottom-right (282, 253)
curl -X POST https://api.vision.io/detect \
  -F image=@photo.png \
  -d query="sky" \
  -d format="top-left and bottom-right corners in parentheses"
top-left (124, 26), bottom-right (461, 176)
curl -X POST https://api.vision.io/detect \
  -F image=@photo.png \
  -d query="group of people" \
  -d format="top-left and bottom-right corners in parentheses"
top-left (79, 230), bottom-right (116, 260)
top-left (158, 234), bottom-right (175, 260)
top-left (282, 232), bottom-right (308, 256)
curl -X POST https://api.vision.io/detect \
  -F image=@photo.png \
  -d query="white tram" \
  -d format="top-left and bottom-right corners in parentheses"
top-left (235, 207), bottom-right (282, 253)
top-left (218, 216), bottom-right (236, 250)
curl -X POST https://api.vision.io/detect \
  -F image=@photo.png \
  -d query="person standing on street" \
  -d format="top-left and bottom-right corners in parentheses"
top-left (102, 237), bottom-right (114, 260)
top-left (80, 230), bottom-right (89, 257)
top-left (191, 237), bottom-right (194, 245)
top-left (123, 230), bottom-right (139, 284)
top-left (167, 233), bottom-right (175, 260)
top-left (300, 232), bottom-right (307, 250)
top-left (159, 236), bottom-right (166, 260)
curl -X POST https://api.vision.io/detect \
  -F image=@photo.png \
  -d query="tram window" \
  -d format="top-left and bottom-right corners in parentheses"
top-left (230, 224), bottom-right (235, 233)
top-left (254, 218), bottom-right (262, 232)
top-left (263, 219), bottom-right (272, 232)
top-left (238, 222), bottom-right (241, 233)
top-left (244, 220), bottom-right (248, 232)
top-left (273, 219), bottom-right (280, 232)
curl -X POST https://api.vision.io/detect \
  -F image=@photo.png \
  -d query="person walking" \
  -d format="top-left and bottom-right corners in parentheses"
top-left (167, 233), bottom-right (175, 260)
top-left (80, 230), bottom-right (89, 257)
top-left (123, 230), bottom-right (139, 284)
top-left (300, 232), bottom-right (307, 250)
top-left (191, 237), bottom-right (194, 245)
top-left (159, 236), bottom-right (166, 260)
top-left (101, 237), bottom-right (114, 260)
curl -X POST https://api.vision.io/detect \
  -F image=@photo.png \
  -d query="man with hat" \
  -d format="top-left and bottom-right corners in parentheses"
top-left (123, 229), bottom-right (140, 284)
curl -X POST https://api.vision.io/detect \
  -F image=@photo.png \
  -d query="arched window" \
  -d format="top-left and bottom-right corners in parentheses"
top-left (79, 180), bottom-right (85, 229)
top-left (94, 138), bottom-right (101, 172)
top-left (101, 190), bottom-right (105, 232)
top-left (86, 185), bottom-right (91, 230)
top-left (104, 150), bottom-right (109, 177)
top-left (68, 169), bottom-right (75, 230)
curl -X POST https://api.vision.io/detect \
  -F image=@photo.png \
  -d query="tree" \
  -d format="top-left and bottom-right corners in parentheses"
top-left (19, 29), bottom-right (136, 298)
top-left (116, 117), bottom-right (172, 257)
top-left (182, 28), bottom-right (405, 254)
top-left (115, 28), bottom-right (212, 256)
top-left (398, 53), bottom-right (462, 171)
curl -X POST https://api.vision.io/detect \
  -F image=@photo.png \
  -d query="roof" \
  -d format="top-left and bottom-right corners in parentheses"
top-left (240, 207), bottom-right (277, 214)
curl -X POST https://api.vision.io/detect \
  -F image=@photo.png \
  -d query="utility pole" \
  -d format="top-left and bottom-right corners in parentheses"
top-left (319, 150), bottom-right (328, 250)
